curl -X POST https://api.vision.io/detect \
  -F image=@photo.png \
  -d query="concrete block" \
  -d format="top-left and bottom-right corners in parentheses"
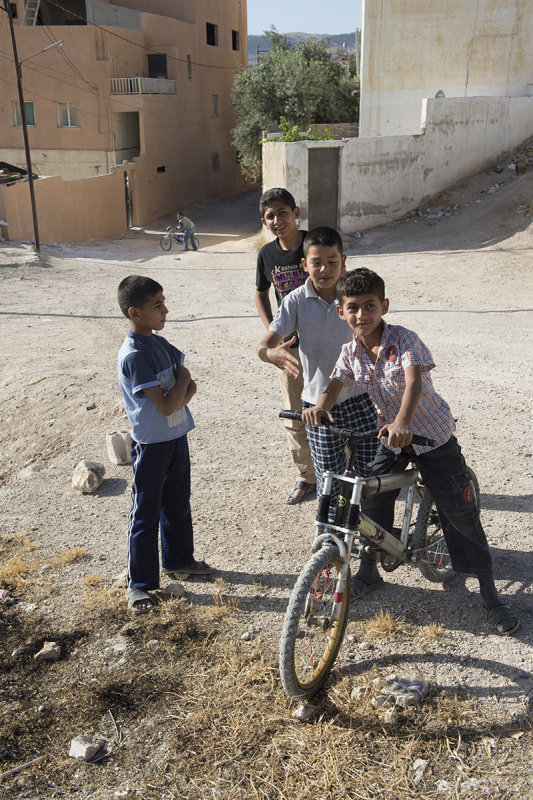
top-left (106, 431), bottom-right (131, 465)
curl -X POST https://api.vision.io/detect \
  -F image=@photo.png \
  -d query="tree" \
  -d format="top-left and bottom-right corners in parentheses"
top-left (231, 29), bottom-right (359, 182)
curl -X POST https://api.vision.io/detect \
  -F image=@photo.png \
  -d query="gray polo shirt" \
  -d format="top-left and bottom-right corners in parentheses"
top-left (270, 277), bottom-right (366, 405)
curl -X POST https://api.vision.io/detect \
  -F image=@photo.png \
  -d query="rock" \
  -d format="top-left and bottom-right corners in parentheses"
top-left (292, 703), bottom-right (317, 721)
top-left (34, 641), bottom-right (61, 661)
top-left (72, 460), bottom-right (105, 493)
top-left (383, 707), bottom-right (398, 727)
top-left (106, 431), bottom-right (131, 465)
top-left (436, 779), bottom-right (452, 792)
top-left (69, 734), bottom-right (101, 761)
top-left (413, 758), bottom-right (429, 785)
top-left (145, 639), bottom-right (159, 650)
top-left (372, 695), bottom-right (391, 709)
top-left (112, 570), bottom-right (127, 590)
top-left (241, 631), bottom-right (252, 641)
top-left (351, 685), bottom-right (368, 700)
top-left (164, 582), bottom-right (186, 598)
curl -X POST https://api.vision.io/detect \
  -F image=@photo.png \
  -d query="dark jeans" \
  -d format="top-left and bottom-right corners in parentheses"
top-left (127, 436), bottom-right (194, 590)
top-left (362, 436), bottom-right (493, 576)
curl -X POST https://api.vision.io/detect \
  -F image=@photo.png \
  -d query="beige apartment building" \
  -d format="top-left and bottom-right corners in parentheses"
top-left (0, 0), bottom-right (248, 238)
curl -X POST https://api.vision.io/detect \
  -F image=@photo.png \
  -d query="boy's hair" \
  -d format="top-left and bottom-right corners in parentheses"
top-left (303, 226), bottom-right (343, 257)
top-left (336, 268), bottom-right (386, 303)
top-left (177, 211), bottom-right (184, 216)
top-left (259, 187), bottom-right (296, 216)
top-left (117, 275), bottom-right (163, 318)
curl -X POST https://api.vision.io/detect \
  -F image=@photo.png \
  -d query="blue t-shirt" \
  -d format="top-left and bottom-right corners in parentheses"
top-left (117, 331), bottom-right (194, 444)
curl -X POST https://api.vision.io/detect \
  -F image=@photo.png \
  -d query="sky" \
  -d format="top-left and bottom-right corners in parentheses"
top-left (247, 0), bottom-right (362, 36)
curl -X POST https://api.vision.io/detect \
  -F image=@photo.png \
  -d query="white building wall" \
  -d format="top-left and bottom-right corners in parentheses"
top-left (360, 0), bottom-right (533, 137)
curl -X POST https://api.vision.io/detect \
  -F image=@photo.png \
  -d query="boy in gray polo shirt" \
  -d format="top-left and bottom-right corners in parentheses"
top-left (256, 227), bottom-right (378, 503)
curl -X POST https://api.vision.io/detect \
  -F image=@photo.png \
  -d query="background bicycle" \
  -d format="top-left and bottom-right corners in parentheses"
top-left (160, 225), bottom-right (200, 252)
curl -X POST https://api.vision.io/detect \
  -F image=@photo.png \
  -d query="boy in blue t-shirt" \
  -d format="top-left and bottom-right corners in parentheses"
top-left (117, 275), bottom-right (212, 613)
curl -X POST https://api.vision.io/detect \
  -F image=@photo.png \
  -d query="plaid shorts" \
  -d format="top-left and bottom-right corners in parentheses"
top-left (303, 393), bottom-right (378, 501)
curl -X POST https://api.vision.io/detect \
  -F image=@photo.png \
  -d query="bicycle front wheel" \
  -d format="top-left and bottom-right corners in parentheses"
top-left (279, 545), bottom-right (350, 700)
top-left (160, 234), bottom-right (172, 252)
top-left (413, 466), bottom-right (480, 583)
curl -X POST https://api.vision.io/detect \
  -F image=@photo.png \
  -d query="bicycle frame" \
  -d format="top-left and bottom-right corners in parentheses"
top-left (311, 468), bottom-right (421, 621)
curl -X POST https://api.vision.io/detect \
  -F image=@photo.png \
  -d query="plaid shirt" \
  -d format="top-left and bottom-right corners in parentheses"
top-left (331, 321), bottom-right (455, 454)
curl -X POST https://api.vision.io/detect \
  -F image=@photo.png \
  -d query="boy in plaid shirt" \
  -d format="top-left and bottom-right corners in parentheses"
top-left (303, 268), bottom-right (519, 635)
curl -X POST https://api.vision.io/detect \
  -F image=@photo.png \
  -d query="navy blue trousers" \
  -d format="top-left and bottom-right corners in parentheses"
top-left (362, 436), bottom-right (493, 576)
top-left (127, 436), bottom-right (194, 590)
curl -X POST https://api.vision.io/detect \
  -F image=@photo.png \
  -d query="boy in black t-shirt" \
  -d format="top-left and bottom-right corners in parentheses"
top-left (255, 188), bottom-right (316, 504)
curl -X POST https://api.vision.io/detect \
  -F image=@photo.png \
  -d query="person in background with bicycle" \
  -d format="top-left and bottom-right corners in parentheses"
top-left (177, 211), bottom-right (198, 251)
top-left (303, 268), bottom-right (519, 635)
top-left (117, 275), bottom-right (212, 613)
top-left (255, 188), bottom-right (316, 505)
top-left (257, 227), bottom-right (378, 513)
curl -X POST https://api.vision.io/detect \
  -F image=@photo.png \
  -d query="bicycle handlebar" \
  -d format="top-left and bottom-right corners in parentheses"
top-left (279, 410), bottom-right (435, 448)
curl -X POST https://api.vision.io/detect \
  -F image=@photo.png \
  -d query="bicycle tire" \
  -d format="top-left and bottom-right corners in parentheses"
top-left (192, 235), bottom-right (200, 250)
top-left (279, 545), bottom-right (350, 700)
top-left (413, 466), bottom-right (480, 583)
top-left (160, 234), bottom-right (172, 252)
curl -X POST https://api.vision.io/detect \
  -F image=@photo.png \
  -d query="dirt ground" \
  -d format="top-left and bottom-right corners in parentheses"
top-left (0, 153), bottom-right (532, 799)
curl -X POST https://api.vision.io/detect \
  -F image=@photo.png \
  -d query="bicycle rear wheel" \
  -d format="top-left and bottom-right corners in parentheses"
top-left (160, 234), bottom-right (172, 252)
top-left (192, 235), bottom-right (200, 250)
top-left (279, 545), bottom-right (350, 700)
top-left (413, 466), bottom-right (480, 583)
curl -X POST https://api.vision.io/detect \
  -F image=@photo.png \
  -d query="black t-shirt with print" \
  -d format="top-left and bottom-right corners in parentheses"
top-left (255, 233), bottom-right (307, 347)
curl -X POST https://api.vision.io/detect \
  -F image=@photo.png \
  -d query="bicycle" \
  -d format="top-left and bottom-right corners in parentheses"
top-left (278, 410), bottom-right (480, 700)
top-left (159, 225), bottom-right (199, 252)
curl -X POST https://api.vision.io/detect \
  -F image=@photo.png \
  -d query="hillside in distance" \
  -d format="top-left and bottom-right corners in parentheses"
top-left (248, 31), bottom-right (356, 63)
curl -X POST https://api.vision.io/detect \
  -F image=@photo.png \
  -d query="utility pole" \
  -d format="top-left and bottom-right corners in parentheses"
top-left (2, 1), bottom-right (62, 254)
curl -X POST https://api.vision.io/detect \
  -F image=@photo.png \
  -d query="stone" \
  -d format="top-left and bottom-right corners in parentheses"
top-left (164, 582), bottom-right (186, 598)
top-left (292, 703), bottom-right (317, 721)
top-left (383, 707), bottom-right (398, 727)
top-left (241, 631), bottom-right (252, 641)
top-left (106, 431), bottom-right (131, 465)
top-left (111, 570), bottom-right (127, 590)
top-left (351, 686), bottom-right (368, 700)
top-left (69, 734), bottom-right (101, 761)
top-left (34, 641), bottom-right (61, 661)
top-left (72, 460), bottom-right (105, 493)
top-left (413, 758), bottom-right (429, 786)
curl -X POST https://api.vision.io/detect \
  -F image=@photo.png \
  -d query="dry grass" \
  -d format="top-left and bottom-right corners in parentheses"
top-left (52, 547), bottom-right (87, 566)
top-left (0, 539), bottom-right (531, 800)
top-left (367, 608), bottom-right (406, 641)
top-left (422, 622), bottom-right (447, 644)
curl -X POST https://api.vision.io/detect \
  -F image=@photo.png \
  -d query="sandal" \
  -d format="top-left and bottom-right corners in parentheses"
top-left (162, 560), bottom-right (213, 580)
top-left (126, 588), bottom-right (154, 614)
top-left (350, 576), bottom-right (385, 601)
top-left (285, 481), bottom-right (316, 505)
top-left (484, 603), bottom-right (520, 635)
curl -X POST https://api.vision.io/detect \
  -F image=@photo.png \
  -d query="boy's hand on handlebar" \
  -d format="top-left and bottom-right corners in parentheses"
top-left (267, 336), bottom-right (300, 379)
top-left (302, 405), bottom-right (334, 426)
top-left (379, 422), bottom-right (413, 448)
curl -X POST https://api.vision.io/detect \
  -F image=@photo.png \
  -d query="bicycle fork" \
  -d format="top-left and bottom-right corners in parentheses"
top-left (311, 468), bottom-right (420, 620)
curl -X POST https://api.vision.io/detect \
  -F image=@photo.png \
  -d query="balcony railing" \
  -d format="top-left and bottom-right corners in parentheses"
top-left (110, 77), bottom-right (176, 95)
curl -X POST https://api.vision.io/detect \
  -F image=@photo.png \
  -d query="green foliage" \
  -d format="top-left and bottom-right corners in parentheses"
top-left (277, 116), bottom-right (334, 143)
top-left (231, 28), bottom-right (359, 182)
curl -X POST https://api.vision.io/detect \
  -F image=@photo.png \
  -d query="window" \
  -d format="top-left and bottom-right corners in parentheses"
top-left (187, 54), bottom-right (192, 79)
top-left (211, 94), bottom-right (219, 118)
top-left (14, 101), bottom-right (35, 127)
top-left (206, 22), bottom-right (218, 47)
top-left (58, 102), bottom-right (79, 127)
top-left (232, 30), bottom-right (240, 51)
top-left (211, 151), bottom-right (220, 171)
top-left (157, 166), bottom-right (166, 173)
